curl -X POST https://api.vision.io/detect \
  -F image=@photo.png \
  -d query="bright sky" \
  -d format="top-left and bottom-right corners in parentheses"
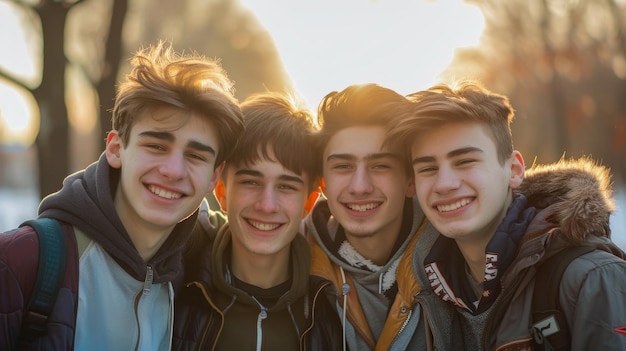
top-left (0, 0), bottom-right (485, 144)
top-left (239, 0), bottom-right (485, 108)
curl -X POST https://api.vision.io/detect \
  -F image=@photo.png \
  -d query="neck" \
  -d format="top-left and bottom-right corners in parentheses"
top-left (456, 237), bottom-right (490, 283)
top-left (230, 244), bottom-right (291, 289)
top-left (345, 230), bottom-right (399, 266)
top-left (125, 224), bottom-right (172, 262)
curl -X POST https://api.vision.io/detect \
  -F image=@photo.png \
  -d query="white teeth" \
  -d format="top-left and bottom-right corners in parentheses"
top-left (347, 203), bottom-right (379, 212)
top-left (249, 220), bottom-right (280, 231)
top-left (149, 185), bottom-right (182, 199)
top-left (437, 198), bottom-right (471, 212)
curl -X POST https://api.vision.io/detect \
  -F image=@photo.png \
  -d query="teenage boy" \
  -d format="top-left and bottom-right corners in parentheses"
top-left (173, 92), bottom-right (343, 351)
top-left (0, 41), bottom-right (244, 350)
top-left (303, 83), bottom-right (455, 351)
top-left (386, 79), bottom-right (626, 350)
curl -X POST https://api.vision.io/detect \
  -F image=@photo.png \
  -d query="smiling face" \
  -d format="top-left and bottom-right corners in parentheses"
top-left (322, 125), bottom-right (414, 243)
top-left (410, 122), bottom-right (524, 246)
top-left (220, 154), bottom-right (312, 261)
top-left (106, 106), bottom-right (222, 236)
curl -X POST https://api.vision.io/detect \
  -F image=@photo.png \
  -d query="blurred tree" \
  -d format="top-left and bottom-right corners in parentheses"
top-left (0, 0), bottom-right (290, 200)
top-left (0, 0), bottom-right (128, 198)
top-left (444, 0), bottom-right (626, 183)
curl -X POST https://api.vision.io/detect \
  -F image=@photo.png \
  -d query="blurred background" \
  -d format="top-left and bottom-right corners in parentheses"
top-left (1, 0), bottom-right (624, 248)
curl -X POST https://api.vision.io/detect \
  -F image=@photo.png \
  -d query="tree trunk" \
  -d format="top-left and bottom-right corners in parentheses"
top-left (33, 2), bottom-right (70, 198)
top-left (97, 0), bottom-right (128, 150)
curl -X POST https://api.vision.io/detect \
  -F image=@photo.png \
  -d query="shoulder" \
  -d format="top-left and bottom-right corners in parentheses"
top-left (1, 225), bottom-right (40, 272)
top-left (560, 249), bottom-right (626, 295)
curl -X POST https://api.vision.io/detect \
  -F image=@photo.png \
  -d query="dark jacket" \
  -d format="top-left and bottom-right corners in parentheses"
top-left (0, 153), bottom-right (196, 350)
top-left (421, 158), bottom-right (626, 351)
top-left (0, 223), bottom-right (79, 350)
top-left (304, 197), bottom-right (447, 351)
top-left (173, 208), bottom-right (343, 351)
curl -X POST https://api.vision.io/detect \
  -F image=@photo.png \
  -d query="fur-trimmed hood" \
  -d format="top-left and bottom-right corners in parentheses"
top-left (518, 157), bottom-right (615, 243)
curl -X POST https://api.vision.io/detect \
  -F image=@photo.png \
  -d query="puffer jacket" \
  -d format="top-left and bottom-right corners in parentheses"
top-left (422, 158), bottom-right (626, 351)
top-left (173, 206), bottom-right (343, 351)
top-left (304, 196), bottom-right (458, 351)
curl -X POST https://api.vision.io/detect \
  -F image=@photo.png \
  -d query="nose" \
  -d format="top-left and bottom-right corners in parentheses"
top-left (254, 186), bottom-right (280, 213)
top-left (347, 164), bottom-right (374, 194)
top-left (159, 152), bottom-right (187, 180)
top-left (433, 166), bottom-right (460, 194)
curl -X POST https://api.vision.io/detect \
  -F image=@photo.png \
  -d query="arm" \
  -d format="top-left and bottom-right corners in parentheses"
top-left (561, 250), bottom-right (626, 351)
top-left (0, 227), bottom-right (40, 350)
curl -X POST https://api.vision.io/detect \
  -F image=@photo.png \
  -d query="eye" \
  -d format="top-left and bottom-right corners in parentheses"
top-left (239, 179), bottom-right (259, 186)
top-left (416, 166), bottom-right (437, 174)
top-left (372, 163), bottom-right (391, 169)
top-left (457, 158), bottom-right (476, 166)
top-left (146, 143), bottom-right (165, 151)
top-left (278, 183), bottom-right (299, 191)
top-left (186, 152), bottom-right (207, 162)
top-left (333, 163), bottom-right (350, 169)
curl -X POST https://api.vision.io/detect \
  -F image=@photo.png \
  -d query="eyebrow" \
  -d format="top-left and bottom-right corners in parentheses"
top-left (412, 146), bottom-right (483, 165)
top-left (234, 169), bottom-right (305, 185)
top-left (326, 152), bottom-right (398, 163)
top-left (139, 130), bottom-right (216, 156)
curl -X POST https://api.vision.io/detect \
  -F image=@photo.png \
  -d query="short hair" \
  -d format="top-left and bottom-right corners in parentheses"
top-left (228, 91), bottom-right (320, 190)
top-left (315, 83), bottom-right (412, 174)
top-left (111, 40), bottom-right (244, 166)
top-left (386, 80), bottom-right (515, 165)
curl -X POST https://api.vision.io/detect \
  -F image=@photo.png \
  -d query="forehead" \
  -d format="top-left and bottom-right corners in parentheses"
top-left (132, 107), bottom-right (219, 142)
top-left (324, 125), bottom-right (386, 157)
top-left (227, 156), bottom-right (310, 183)
top-left (410, 122), bottom-right (496, 157)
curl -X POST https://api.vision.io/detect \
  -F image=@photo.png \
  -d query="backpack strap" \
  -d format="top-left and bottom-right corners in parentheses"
top-left (17, 218), bottom-right (68, 343)
top-left (530, 245), bottom-right (595, 351)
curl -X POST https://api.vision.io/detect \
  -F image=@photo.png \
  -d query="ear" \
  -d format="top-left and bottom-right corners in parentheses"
top-left (318, 177), bottom-right (326, 196)
top-left (303, 189), bottom-right (320, 218)
top-left (214, 178), bottom-right (227, 210)
top-left (105, 131), bottom-right (122, 169)
top-left (508, 151), bottom-right (525, 189)
top-left (209, 161), bottom-right (225, 192)
top-left (405, 176), bottom-right (416, 198)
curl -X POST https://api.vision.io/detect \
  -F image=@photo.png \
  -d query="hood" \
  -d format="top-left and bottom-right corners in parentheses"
top-left (519, 157), bottom-right (615, 243)
top-left (210, 223), bottom-right (311, 310)
top-left (38, 152), bottom-right (197, 283)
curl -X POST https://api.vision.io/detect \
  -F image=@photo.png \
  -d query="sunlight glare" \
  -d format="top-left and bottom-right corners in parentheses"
top-left (240, 0), bottom-right (485, 108)
top-left (0, 83), bottom-right (38, 145)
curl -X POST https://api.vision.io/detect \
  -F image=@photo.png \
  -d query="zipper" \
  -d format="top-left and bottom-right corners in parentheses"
top-left (143, 265), bottom-right (153, 295)
top-left (133, 265), bottom-right (154, 351)
top-left (299, 280), bottom-right (332, 351)
top-left (191, 281), bottom-right (224, 351)
top-left (389, 306), bottom-right (413, 347)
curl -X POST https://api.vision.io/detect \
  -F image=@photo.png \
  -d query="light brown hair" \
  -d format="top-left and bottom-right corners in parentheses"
top-left (386, 80), bottom-right (515, 165)
top-left (111, 40), bottom-right (244, 166)
top-left (316, 83), bottom-right (412, 175)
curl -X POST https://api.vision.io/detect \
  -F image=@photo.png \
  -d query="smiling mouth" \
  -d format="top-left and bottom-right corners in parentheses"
top-left (248, 219), bottom-right (281, 231)
top-left (345, 202), bottom-right (381, 212)
top-left (436, 198), bottom-right (471, 212)
top-left (148, 185), bottom-right (182, 199)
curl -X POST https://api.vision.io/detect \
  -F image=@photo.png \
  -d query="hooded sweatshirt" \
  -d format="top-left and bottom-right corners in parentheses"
top-left (172, 208), bottom-right (343, 351)
top-left (304, 196), bottom-right (440, 351)
top-left (38, 153), bottom-right (197, 351)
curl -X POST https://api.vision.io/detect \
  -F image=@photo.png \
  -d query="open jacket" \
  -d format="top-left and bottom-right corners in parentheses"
top-left (0, 153), bottom-right (196, 351)
top-left (173, 205), bottom-right (343, 351)
top-left (421, 158), bottom-right (626, 351)
top-left (303, 196), bottom-right (457, 351)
